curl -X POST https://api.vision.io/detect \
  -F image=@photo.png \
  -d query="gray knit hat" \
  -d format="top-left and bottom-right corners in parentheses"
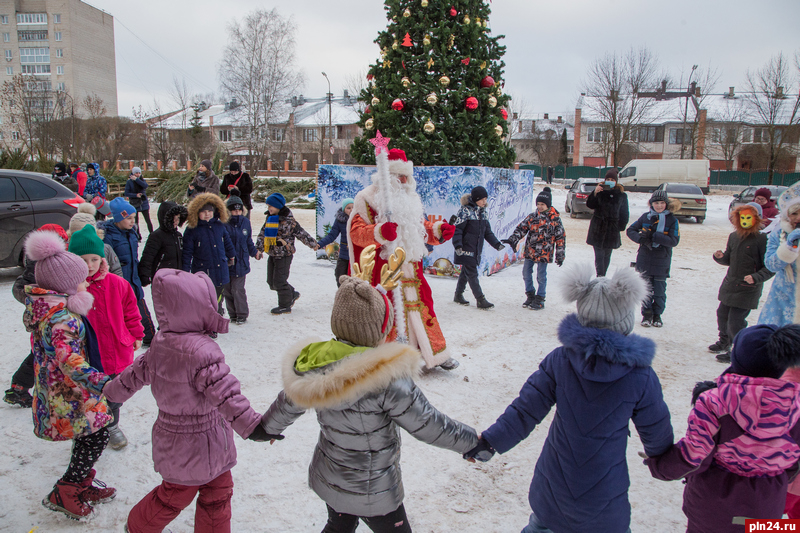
top-left (649, 189), bottom-right (669, 205)
top-left (331, 276), bottom-right (394, 347)
top-left (562, 263), bottom-right (648, 336)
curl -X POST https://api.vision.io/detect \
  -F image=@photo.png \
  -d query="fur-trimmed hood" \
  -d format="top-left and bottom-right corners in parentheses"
top-left (666, 198), bottom-right (681, 213)
top-left (186, 192), bottom-right (228, 227)
top-left (282, 339), bottom-right (422, 410)
top-left (557, 314), bottom-right (656, 382)
top-left (158, 201), bottom-right (188, 232)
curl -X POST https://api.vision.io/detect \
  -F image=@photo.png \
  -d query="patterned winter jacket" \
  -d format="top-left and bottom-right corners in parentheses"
top-left (24, 286), bottom-right (112, 441)
top-left (505, 207), bottom-right (566, 263)
top-left (647, 374), bottom-right (800, 529)
top-left (256, 207), bottom-right (317, 259)
top-left (83, 163), bottom-right (108, 199)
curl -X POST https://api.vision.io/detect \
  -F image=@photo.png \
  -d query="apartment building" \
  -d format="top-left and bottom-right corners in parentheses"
top-left (0, 0), bottom-right (118, 116)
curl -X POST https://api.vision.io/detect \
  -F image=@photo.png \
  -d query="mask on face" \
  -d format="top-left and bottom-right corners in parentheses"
top-left (739, 210), bottom-right (756, 229)
top-left (604, 181), bottom-right (616, 188)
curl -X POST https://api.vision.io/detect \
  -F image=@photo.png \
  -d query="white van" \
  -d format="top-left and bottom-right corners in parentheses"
top-left (617, 159), bottom-right (710, 193)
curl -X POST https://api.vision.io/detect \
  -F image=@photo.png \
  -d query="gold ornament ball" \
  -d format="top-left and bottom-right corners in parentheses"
top-left (480, 61), bottom-right (487, 70)
top-left (463, 15), bottom-right (470, 24)
top-left (403, 8), bottom-right (411, 17)
top-left (488, 96), bottom-right (497, 108)
top-left (424, 120), bottom-right (435, 134)
top-left (365, 118), bottom-right (374, 130)
top-left (483, 19), bottom-right (488, 28)
top-left (401, 77), bottom-right (411, 88)
top-left (423, 35), bottom-right (431, 46)
top-left (439, 75), bottom-right (450, 87)
top-left (421, 0), bottom-right (428, 6)
top-left (495, 125), bottom-right (503, 136)
top-left (426, 93), bottom-right (438, 105)
top-left (392, 41), bottom-right (398, 50)
top-left (475, 17), bottom-right (481, 26)
top-left (371, 97), bottom-right (380, 106)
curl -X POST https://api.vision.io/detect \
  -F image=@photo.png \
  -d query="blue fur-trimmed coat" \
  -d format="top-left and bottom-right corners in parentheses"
top-left (758, 220), bottom-right (800, 326)
top-left (482, 315), bottom-right (673, 533)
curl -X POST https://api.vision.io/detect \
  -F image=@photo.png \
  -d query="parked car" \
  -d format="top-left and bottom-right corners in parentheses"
top-left (728, 185), bottom-right (787, 214)
top-left (618, 159), bottom-right (710, 193)
top-left (564, 178), bottom-right (603, 218)
top-left (0, 170), bottom-right (83, 267)
top-left (655, 182), bottom-right (707, 223)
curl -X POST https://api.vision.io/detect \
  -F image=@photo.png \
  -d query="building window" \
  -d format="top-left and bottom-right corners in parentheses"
top-left (54, 32), bottom-right (62, 41)
top-left (4, 50), bottom-right (10, 60)
top-left (56, 82), bottom-right (64, 91)
top-left (218, 130), bottom-right (231, 142)
top-left (20, 47), bottom-right (49, 64)
top-left (5, 66), bottom-right (11, 75)
top-left (668, 128), bottom-right (690, 145)
top-left (303, 128), bottom-right (317, 142)
top-left (635, 126), bottom-right (663, 143)
top-left (12, 131), bottom-right (19, 140)
top-left (2, 33), bottom-right (8, 42)
top-left (54, 14), bottom-right (61, 24)
top-left (25, 80), bottom-right (51, 91)
top-left (22, 64), bottom-right (50, 74)
top-left (16, 13), bottom-right (48, 25)
top-left (233, 129), bottom-right (245, 141)
top-left (586, 127), bottom-right (606, 143)
top-left (0, 16), bottom-right (8, 25)
top-left (18, 30), bottom-right (48, 41)
top-left (272, 128), bottom-right (284, 142)
top-left (56, 65), bottom-right (63, 75)
top-left (55, 49), bottom-right (62, 58)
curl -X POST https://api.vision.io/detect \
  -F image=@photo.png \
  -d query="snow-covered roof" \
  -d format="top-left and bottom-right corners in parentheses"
top-left (510, 118), bottom-right (574, 141)
top-left (292, 98), bottom-right (361, 127)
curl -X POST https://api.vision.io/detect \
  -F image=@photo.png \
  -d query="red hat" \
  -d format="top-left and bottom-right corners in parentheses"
top-left (388, 148), bottom-right (407, 162)
top-left (386, 148), bottom-right (413, 178)
top-left (38, 223), bottom-right (69, 244)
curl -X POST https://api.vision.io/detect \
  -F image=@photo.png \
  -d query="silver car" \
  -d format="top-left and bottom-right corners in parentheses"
top-left (564, 178), bottom-right (603, 218)
top-left (655, 182), bottom-right (707, 224)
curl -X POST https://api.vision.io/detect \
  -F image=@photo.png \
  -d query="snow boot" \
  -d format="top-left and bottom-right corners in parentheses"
top-left (79, 469), bottom-right (116, 504)
top-left (530, 295), bottom-right (545, 310)
top-left (641, 314), bottom-right (653, 327)
top-left (708, 338), bottom-right (731, 353)
top-left (291, 291), bottom-right (301, 308)
top-left (476, 296), bottom-right (494, 310)
top-left (522, 292), bottom-right (535, 309)
top-left (4, 384), bottom-right (32, 408)
top-left (438, 357), bottom-right (460, 370)
top-left (271, 306), bottom-right (292, 315)
top-left (107, 425), bottom-right (128, 450)
top-left (716, 351), bottom-right (731, 364)
top-left (43, 479), bottom-right (94, 520)
top-left (454, 292), bottom-right (470, 306)
top-left (651, 315), bottom-right (663, 328)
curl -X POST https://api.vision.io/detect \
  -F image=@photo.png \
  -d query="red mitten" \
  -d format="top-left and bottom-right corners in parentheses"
top-left (440, 222), bottom-right (456, 241)
top-left (380, 222), bottom-right (398, 241)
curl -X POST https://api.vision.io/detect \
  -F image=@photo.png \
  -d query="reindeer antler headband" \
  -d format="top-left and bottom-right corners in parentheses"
top-left (352, 244), bottom-right (405, 291)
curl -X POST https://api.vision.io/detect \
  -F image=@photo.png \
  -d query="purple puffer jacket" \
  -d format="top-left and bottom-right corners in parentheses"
top-left (103, 269), bottom-right (262, 485)
top-left (647, 373), bottom-right (800, 532)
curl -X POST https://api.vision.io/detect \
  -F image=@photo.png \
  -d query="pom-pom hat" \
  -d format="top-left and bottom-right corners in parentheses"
top-left (536, 187), bottom-right (552, 208)
top-left (729, 324), bottom-right (800, 379)
top-left (68, 202), bottom-right (97, 235)
top-left (331, 276), bottom-right (394, 348)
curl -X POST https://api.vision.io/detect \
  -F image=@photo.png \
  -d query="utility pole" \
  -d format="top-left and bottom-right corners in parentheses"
top-left (681, 65), bottom-right (698, 159)
top-left (322, 71), bottom-right (333, 164)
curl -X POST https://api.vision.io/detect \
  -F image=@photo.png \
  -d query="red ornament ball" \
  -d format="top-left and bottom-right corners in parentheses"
top-left (365, 106), bottom-right (371, 114)
top-left (366, 74), bottom-right (374, 81)
top-left (392, 99), bottom-right (405, 111)
top-left (465, 97), bottom-right (479, 111)
top-left (501, 109), bottom-right (508, 120)
top-left (449, 6), bottom-right (457, 17)
top-left (480, 76), bottom-right (495, 88)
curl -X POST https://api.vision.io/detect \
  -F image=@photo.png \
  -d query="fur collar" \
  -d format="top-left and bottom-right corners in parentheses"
top-left (282, 338), bottom-right (422, 409)
top-left (557, 314), bottom-right (656, 368)
top-left (335, 207), bottom-right (349, 224)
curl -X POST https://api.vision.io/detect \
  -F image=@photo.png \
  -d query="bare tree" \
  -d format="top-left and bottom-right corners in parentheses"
top-left (582, 47), bottom-right (663, 167)
top-left (146, 100), bottom-right (179, 167)
top-left (744, 52), bottom-right (800, 182)
top-left (170, 77), bottom-right (193, 157)
top-left (674, 64), bottom-right (720, 159)
top-left (218, 8), bottom-right (304, 170)
top-left (342, 68), bottom-right (368, 113)
top-left (706, 95), bottom-right (747, 171)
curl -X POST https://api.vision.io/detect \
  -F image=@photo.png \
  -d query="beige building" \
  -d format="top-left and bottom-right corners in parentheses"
top-left (0, 0), bottom-right (117, 116)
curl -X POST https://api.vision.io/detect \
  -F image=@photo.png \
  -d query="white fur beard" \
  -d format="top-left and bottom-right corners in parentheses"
top-left (392, 286), bottom-right (407, 343)
top-left (372, 179), bottom-right (428, 262)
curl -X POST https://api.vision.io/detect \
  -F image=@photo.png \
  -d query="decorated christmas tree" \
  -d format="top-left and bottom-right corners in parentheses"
top-left (350, 0), bottom-right (516, 168)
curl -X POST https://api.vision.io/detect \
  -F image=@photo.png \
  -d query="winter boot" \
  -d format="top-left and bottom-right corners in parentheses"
top-left (651, 315), bottom-right (663, 328)
top-left (271, 306), bottom-right (292, 315)
top-left (522, 292), bottom-right (535, 309)
top-left (476, 296), bottom-right (494, 310)
top-left (4, 384), bottom-right (33, 408)
top-left (708, 338), bottom-right (731, 353)
top-left (291, 291), bottom-right (301, 308)
top-left (715, 351), bottom-right (731, 364)
top-left (43, 479), bottom-right (94, 520)
top-left (79, 469), bottom-right (116, 504)
top-left (438, 357), bottom-right (460, 370)
top-left (641, 313), bottom-right (653, 327)
top-left (530, 295), bottom-right (545, 310)
top-left (107, 425), bottom-right (128, 450)
top-left (454, 292), bottom-right (470, 306)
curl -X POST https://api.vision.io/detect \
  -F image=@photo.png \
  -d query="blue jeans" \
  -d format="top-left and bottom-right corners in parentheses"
top-left (522, 259), bottom-right (548, 297)
top-left (521, 513), bottom-right (631, 533)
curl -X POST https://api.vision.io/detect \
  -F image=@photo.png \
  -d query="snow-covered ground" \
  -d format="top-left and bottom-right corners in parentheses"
top-left (0, 187), bottom-right (760, 532)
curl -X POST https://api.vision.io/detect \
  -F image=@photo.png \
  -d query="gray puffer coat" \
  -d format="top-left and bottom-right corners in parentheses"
top-left (263, 340), bottom-right (478, 517)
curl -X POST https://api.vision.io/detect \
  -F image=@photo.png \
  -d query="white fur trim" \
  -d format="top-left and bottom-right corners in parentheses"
top-left (282, 340), bottom-right (421, 409)
top-left (387, 159), bottom-right (413, 178)
top-left (432, 220), bottom-right (444, 240)
top-left (777, 243), bottom-right (799, 263)
top-left (374, 223), bottom-right (390, 245)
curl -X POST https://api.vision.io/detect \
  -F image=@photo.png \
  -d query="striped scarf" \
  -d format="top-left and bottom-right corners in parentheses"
top-left (263, 215), bottom-right (279, 250)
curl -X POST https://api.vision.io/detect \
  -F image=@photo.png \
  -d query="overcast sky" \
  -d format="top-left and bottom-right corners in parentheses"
top-left (87, 0), bottom-right (800, 119)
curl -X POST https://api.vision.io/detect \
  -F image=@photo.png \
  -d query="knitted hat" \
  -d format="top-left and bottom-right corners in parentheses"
top-left (745, 201), bottom-right (763, 219)
top-left (387, 148), bottom-right (413, 178)
top-left (199, 203), bottom-right (215, 213)
top-left (536, 187), bottom-right (552, 208)
top-left (109, 197), bottom-right (136, 223)
top-left (229, 161), bottom-right (240, 172)
top-left (201, 159), bottom-right (213, 172)
top-left (730, 324), bottom-right (800, 379)
top-left (226, 195), bottom-right (244, 211)
top-left (754, 188), bottom-right (771, 201)
top-left (25, 231), bottom-right (89, 296)
top-left (331, 276), bottom-right (394, 348)
top-left (39, 223), bottom-right (69, 244)
top-left (562, 263), bottom-right (648, 336)
top-left (131, 166), bottom-right (142, 175)
top-left (342, 198), bottom-right (354, 209)
top-left (68, 202), bottom-right (97, 235)
top-left (649, 189), bottom-right (669, 205)
top-left (68, 224), bottom-right (105, 258)
top-left (471, 186), bottom-right (488, 203)
top-left (266, 193), bottom-right (286, 209)
top-left (605, 169), bottom-right (619, 181)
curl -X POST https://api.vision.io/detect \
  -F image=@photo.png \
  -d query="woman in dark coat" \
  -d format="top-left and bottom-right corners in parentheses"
top-left (452, 186), bottom-right (504, 309)
top-left (586, 169), bottom-right (629, 276)
top-left (124, 166), bottom-right (153, 235)
top-left (138, 201), bottom-right (188, 287)
top-left (317, 198), bottom-right (353, 287)
top-left (220, 161), bottom-right (254, 219)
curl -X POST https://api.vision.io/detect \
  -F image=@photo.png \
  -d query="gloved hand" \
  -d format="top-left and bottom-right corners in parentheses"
top-left (556, 256), bottom-right (564, 267)
top-left (639, 230), bottom-right (653, 248)
top-left (140, 276), bottom-right (151, 287)
top-left (440, 222), bottom-right (456, 241)
top-left (455, 247), bottom-right (464, 256)
top-left (494, 242), bottom-right (505, 251)
top-left (501, 239), bottom-right (516, 250)
top-left (463, 437), bottom-right (496, 463)
top-left (788, 229), bottom-right (800, 247)
top-left (379, 222), bottom-right (398, 241)
top-left (247, 424), bottom-right (285, 442)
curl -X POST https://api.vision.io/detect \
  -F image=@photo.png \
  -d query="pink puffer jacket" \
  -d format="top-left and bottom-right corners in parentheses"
top-left (103, 269), bottom-right (262, 485)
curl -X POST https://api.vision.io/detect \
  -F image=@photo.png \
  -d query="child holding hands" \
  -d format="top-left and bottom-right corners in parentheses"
top-left (223, 195), bottom-right (259, 324)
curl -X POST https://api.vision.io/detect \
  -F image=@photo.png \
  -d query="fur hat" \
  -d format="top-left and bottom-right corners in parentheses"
top-left (536, 187), bottom-right (552, 208)
top-left (25, 230), bottom-right (91, 308)
top-left (186, 192), bottom-right (228, 227)
top-left (562, 262), bottom-right (648, 336)
top-left (109, 197), bottom-right (136, 223)
top-left (229, 161), bottom-right (240, 172)
top-left (754, 188), bottom-right (772, 201)
top-left (730, 324), bottom-right (800, 379)
top-left (331, 276), bottom-right (393, 348)
top-left (68, 202), bottom-right (97, 236)
top-left (68, 224), bottom-right (105, 258)
top-left (649, 189), bottom-right (669, 205)
top-left (387, 148), bottom-right (413, 178)
top-left (266, 193), bottom-right (286, 209)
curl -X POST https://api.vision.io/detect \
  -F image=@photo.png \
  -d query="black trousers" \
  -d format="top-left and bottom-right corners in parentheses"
top-left (641, 276), bottom-right (668, 317)
top-left (335, 258), bottom-right (350, 287)
top-left (717, 303), bottom-right (751, 344)
top-left (267, 255), bottom-right (294, 308)
top-left (138, 298), bottom-right (156, 344)
top-left (455, 263), bottom-right (483, 299)
top-left (106, 373), bottom-right (122, 427)
top-left (593, 246), bottom-right (614, 277)
top-left (322, 504), bottom-right (412, 533)
top-left (62, 427), bottom-right (110, 483)
top-left (136, 209), bottom-right (153, 233)
top-left (12, 351), bottom-right (35, 389)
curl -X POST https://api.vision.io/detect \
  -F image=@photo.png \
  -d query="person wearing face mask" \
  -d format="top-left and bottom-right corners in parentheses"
top-left (708, 202), bottom-right (773, 364)
top-left (221, 161), bottom-right (253, 219)
top-left (585, 169), bottom-right (629, 277)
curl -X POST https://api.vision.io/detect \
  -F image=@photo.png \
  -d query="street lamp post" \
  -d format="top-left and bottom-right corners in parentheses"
top-left (57, 90), bottom-right (74, 160)
top-left (680, 64), bottom-right (698, 160)
top-left (321, 71), bottom-right (333, 164)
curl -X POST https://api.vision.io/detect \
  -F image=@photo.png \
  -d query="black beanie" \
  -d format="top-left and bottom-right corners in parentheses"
top-left (605, 169), bottom-right (619, 181)
top-left (730, 324), bottom-right (800, 379)
top-left (471, 186), bottom-right (488, 203)
top-left (536, 187), bottom-right (552, 208)
top-left (54, 162), bottom-right (66, 174)
top-left (229, 161), bottom-right (240, 172)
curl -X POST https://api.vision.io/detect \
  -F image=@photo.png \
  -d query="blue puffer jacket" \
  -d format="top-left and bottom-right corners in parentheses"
top-left (124, 174), bottom-right (150, 212)
top-left (317, 207), bottom-right (350, 260)
top-left (102, 221), bottom-right (144, 300)
top-left (226, 215), bottom-right (257, 278)
top-left (182, 219), bottom-right (235, 287)
top-left (482, 315), bottom-right (673, 533)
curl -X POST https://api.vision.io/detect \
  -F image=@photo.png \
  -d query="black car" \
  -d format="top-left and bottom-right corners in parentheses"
top-left (0, 170), bottom-right (83, 267)
top-left (729, 185), bottom-right (787, 214)
top-left (564, 178), bottom-right (603, 218)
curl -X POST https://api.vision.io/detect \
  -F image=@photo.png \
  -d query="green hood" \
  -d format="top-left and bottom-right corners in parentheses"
top-left (294, 339), bottom-right (369, 373)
